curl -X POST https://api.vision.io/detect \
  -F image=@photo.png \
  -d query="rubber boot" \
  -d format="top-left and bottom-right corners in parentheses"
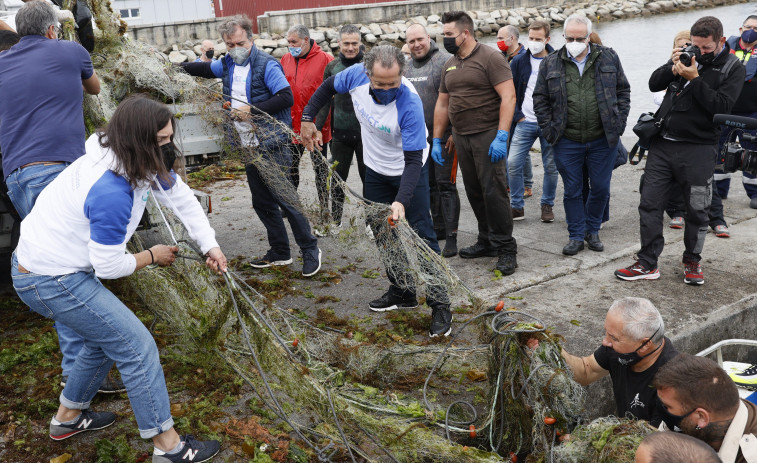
top-left (442, 232), bottom-right (457, 258)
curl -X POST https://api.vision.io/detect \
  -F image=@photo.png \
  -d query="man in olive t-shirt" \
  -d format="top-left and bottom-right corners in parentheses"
top-left (432, 10), bottom-right (518, 277)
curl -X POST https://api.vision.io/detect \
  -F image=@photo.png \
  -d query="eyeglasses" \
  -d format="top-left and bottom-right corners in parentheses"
top-left (743, 24), bottom-right (757, 31)
top-left (563, 35), bottom-right (588, 43)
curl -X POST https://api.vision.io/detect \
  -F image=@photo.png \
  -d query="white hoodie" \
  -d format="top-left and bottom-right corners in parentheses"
top-left (16, 134), bottom-right (219, 279)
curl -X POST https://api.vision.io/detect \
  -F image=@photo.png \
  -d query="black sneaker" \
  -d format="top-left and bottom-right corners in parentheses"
top-left (301, 247), bottom-right (322, 277)
top-left (442, 233), bottom-right (457, 258)
top-left (50, 409), bottom-right (116, 441)
top-left (61, 371), bottom-right (126, 394)
top-left (496, 254), bottom-right (517, 275)
top-left (429, 306), bottom-right (453, 337)
top-left (152, 435), bottom-right (221, 463)
top-left (369, 291), bottom-right (418, 312)
top-left (249, 250), bottom-right (293, 269)
top-left (459, 242), bottom-right (498, 259)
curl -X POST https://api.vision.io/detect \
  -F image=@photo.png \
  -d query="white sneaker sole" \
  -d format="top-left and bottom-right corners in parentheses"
top-left (369, 303), bottom-right (418, 312)
top-left (429, 315), bottom-right (454, 338)
top-left (615, 271), bottom-right (660, 281)
top-left (250, 258), bottom-right (293, 269)
top-left (684, 277), bottom-right (704, 285)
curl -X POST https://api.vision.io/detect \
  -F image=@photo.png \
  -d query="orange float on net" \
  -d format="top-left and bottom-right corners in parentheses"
top-left (543, 416), bottom-right (556, 425)
top-left (387, 216), bottom-right (396, 227)
top-left (509, 452), bottom-right (517, 462)
top-left (292, 339), bottom-right (299, 347)
top-left (469, 425), bottom-right (476, 438)
top-left (495, 300), bottom-right (505, 312)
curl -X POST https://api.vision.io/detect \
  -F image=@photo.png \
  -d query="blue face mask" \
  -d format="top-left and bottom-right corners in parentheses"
top-left (289, 46), bottom-right (303, 58)
top-left (742, 29), bottom-right (757, 45)
top-left (371, 87), bottom-right (399, 105)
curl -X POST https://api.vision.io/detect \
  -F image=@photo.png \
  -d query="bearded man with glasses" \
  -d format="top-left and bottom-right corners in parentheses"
top-left (533, 14), bottom-right (630, 257)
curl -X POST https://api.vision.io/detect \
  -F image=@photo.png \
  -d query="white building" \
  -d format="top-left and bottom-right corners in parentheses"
top-left (112, 0), bottom-right (215, 26)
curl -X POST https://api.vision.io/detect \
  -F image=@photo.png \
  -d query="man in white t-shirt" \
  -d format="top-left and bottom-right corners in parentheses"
top-left (300, 45), bottom-right (453, 337)
top-left (508, 20), bottom-right (558, 223)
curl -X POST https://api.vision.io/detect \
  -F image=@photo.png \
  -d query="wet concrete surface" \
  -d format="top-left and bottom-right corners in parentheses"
top-left (202, 136), bottom-right (757, 418)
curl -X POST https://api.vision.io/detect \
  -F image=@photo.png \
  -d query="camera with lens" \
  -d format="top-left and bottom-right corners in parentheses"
top-left (721, 135), bottom-right (757, 175)
top-left (679, 44), bottom-right (701, 66)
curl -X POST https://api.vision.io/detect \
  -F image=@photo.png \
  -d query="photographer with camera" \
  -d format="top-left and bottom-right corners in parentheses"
top-left (615, 16), bottom-right (744, 286)
top-left (716, 15), bottom-right (757, 208)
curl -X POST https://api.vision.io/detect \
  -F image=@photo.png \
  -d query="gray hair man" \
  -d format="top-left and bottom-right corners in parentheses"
top-left (561, 297), bottom-right (679, 426)
top-left (318, 24), bottom-right (365, 227)
top-left (301, 45), bottom-right (454, 337)
top-left (281, 23), bottom-right (334, 228)
top-left (635, 431), bottom-right (722, 463)
top-left (0, 0), bottom-right (108, 392)
top-left (404, 22), bottom-right (461, 257)
top-left (533, 14), bottom-right (630, 256)
top-left (497, 25), bottom-right (525, 62)
top-left (180, 15), bottom-right (322, 277)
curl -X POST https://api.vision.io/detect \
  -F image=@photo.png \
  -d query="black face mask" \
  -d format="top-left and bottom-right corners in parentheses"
top-left (205, 49), bottom-right (214, 59)
top-left (160, 143), bottom-right (177, 173)
top-left (602, 326), bottom-right (662, 367)
top-left (698, 47), bottom-right (718, 64)
top-left (657, 396), bottom-right (695, 432)
top-left (443, 34), bottom-right (462, 55)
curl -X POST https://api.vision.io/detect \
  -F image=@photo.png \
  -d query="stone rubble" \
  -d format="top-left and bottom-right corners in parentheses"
top-left (163, 0), bottom-right (743, 64)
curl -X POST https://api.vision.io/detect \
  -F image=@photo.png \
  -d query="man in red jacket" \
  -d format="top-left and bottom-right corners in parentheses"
top-left (282, 24), bottom-right (333, 229)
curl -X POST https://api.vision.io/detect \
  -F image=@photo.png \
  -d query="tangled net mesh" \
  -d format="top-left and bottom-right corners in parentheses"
top-left (552, 417), bottom-right (655, 463)
top-left (66, 5), bottom-right (599, 459)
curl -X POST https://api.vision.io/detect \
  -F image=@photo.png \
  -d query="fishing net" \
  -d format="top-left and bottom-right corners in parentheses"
top-left (57, 1), bottom-right (590, 459)
top-left (551, 417), bottom-right (655, 463)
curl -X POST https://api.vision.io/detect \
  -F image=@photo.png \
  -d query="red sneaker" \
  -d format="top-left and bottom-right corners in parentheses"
top-left (614, 262), bottom-right (660, 281)
top-left (683, 261), bottom-right (704, 285)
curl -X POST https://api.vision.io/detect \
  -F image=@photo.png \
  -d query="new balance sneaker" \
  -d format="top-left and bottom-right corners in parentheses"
top-left (249, 251), bottom-right (292, 269)
top-left (429, 306), bottom-right (453, 338)
top-left (153, 435), bottom-right (221, 463)
top-left (512, 208), bottom-right (525, 221)
top-left (683, 261), bottom-right (704, 285)
top-left (714, 224), bottom-right (730, 238)
top-left (669, 216), bottom-right (684, 229)
top-left (614, 262), bottom-right (660, 281)
top-left (730, 364), bottom-right (757, 389)
top-left (61, 371), bottom-right (127, 394)
top-left (301, 247), bottom-right (322, 277)
top-left (369, 291), bottom-right (418, 312)
top-left (50, 409), bottom-right (116, 441)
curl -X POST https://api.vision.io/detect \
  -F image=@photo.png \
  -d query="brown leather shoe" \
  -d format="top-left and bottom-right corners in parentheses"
top-left (540, 204), bottom-right (554, 223)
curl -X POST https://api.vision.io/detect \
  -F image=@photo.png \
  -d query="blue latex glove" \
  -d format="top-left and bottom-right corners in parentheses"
top-left (488, 130), bottom-right (509, 163)
top-left (431, 138), bottom-right (444, 165)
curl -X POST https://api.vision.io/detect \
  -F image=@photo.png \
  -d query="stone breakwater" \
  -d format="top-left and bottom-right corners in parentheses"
top-left (163, 0), bottom-right (745, 63)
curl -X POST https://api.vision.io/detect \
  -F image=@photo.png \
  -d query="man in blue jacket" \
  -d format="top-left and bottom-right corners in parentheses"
top-left (181, 15), bottom-right (321, 277)
top-left (508, 20), bottom-right (557, 223)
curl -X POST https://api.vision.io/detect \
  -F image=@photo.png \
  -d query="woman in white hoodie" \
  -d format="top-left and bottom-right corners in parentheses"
top-left (11, 95), bottom-right (226, 462)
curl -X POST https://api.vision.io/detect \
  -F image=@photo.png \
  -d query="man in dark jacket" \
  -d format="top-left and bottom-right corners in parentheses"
top-left (715, 15), bottom-right (757, 208)
top-left (615, 16), bottom-right (744, 285)
top-left (533, 14), bottom-right (630, 256)
top-left (404, 23), bottom-right (461, 257)
top-left (508, 20), bottom-right (557, 223)
top-left (180, 15), bottom-right (322, 277)
top-left (319, 24), bottom-right (364, 228)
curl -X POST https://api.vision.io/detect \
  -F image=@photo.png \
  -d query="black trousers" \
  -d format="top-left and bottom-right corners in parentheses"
top-left (637, 137), bottom-right (717, 269)
top-left (330, 136), bottom-right (365, 224)
top-left (290, 142), bottom-right (330, 218)
top-left (428, 138), bottom-right (461, 237)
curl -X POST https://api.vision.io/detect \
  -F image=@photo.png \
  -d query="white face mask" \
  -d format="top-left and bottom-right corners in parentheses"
top-left (228, 46), bottom-right (251, 65)
top-left (565, 41), bottom-right (587, 58)
top-left (528, 40), bottom-right (546, 55)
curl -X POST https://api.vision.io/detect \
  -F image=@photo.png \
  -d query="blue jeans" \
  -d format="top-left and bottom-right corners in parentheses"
top-left (5, 162), bottom-right (83, 376)
top-left (245, 145), bottom-right (317, 258)
top-left (364, 164), bottom-right (447, 306)
top-left (507, 121), bottom-right (558, 209)
top-left (11, 253), bottom-right (173, 438)
top-left (553, 137), bottom-right (615, 240)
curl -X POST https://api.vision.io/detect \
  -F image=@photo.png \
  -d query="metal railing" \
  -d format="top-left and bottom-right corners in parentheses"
top-left (696, 339), bottom-right (757, 367)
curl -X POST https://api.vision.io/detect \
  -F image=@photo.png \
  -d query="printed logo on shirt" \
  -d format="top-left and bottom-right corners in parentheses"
top-left (446, 66), bottom-right (457, 71)
top-left (629, 393), bottom-right (645, 410)
top-left (352, 98), bottom-right (392, 134)
top-left (406, 76), bottom-right (429, 82)
top-left (142, 191), bottom-right (150, 202)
